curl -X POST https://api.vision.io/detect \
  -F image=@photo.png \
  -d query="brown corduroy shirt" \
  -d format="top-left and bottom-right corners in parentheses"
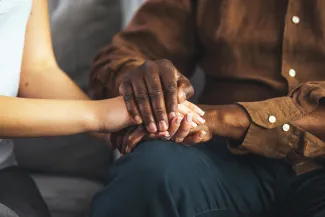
top-left (90, 0), bottom-right (325, 174)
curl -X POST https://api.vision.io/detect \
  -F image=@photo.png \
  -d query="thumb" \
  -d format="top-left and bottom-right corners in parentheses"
top-left (177, 76), bottom-right (194, 103)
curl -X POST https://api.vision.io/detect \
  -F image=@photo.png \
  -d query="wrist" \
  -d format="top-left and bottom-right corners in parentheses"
top-left (225, 104), bottom-right (251, 140)
top-left (84, 101), bottom-right (103, 132)
top-left (89, 97), bottom-right (134, 133)
top-left (209, 104), bottom-right (250, 140)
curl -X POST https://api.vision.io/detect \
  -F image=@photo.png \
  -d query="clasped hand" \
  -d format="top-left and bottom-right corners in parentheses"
top-left (111, 60), bottom-right (251, 154)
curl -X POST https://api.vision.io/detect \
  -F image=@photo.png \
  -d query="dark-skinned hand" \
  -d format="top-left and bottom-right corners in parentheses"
top-left (118, 59), bottom-right (195, 134)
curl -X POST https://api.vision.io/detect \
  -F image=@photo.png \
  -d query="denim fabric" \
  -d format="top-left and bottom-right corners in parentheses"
top-left (91, 138), bottom-right (291, 217)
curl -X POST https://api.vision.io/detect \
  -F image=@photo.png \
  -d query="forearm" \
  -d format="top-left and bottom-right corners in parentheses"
top-left (0, 96), bottom-right (98, 137)
top-left (19, 66), bottom-right (89, 100)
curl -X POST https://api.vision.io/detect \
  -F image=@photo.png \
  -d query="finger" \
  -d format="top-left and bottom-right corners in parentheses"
top-left (124, 126), bottom-right (146, 154)
top-left (177, 113), bottom-right (197, 128)
top-left (171, 113), bottom-right (193, 143)
top-left (168, 116), bottom-right (183, 138)
top-left (110, 131), bottom-right (124, 152)
top-left (147, 131), bottom-right (170, 140)
top-left (132, 69), bottom-right (157, 133)
top-left (120, 126), bottom-right (139, 154)
top-left (177, 75), bottom-right (194, 103)
top-left (158, 59), bottom-right (178, 121)
top-left (178, 104), bottom-right (205, 125)
top-left (144, 62), bottom-right (168, 132)
top-left (183, 130), bottom-right (207, 145)
top-left (181, 101), bottom-right (205, 116)
top-left (119, 81), bottom-right (142, 124)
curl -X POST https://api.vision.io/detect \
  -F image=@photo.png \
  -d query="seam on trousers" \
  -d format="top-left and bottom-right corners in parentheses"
top-left (0, 203), bottom-right (19, 217)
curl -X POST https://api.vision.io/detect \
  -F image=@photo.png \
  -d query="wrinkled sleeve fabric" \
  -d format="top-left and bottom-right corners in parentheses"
top-left (229, 82), bottom-right (325, 170)
top-left (89, 0), bottom-right (200, 99)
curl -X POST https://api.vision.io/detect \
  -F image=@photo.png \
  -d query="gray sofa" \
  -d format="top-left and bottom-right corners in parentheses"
top-left (14, 0), bottom-right (123, 216)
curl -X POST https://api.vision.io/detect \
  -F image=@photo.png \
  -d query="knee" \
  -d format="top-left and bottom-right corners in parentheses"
top-left (109, 141), bottom-right (189, 184)
top-left (117, 140), bottom-right (184, 181)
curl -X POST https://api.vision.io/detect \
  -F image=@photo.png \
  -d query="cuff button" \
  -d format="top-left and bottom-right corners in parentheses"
top-left (268, 115), bottom-right (276, 124)
top-left (282, 124), bottom-right (290, 132)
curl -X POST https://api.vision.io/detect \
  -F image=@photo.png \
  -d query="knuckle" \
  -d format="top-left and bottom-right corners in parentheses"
top-left (158, 59), bottom-right (173, 67)
top-left (149, 88), bottom-right (163, 99)
top-left (135, 92), bottom-right (149, 103)
top-left (158, 59), bottom-right (176, 75)
top-left (141, 60), bottom-right (157, 74)
top-left (123, 92), bottom-right (133, 102)
top-left (165, 82), bottom-right (177, 93)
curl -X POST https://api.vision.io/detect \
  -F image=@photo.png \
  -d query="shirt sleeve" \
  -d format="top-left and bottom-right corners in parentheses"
top-left (89, 0), bottom-right (200, 99)
top-left (228, 81), bottom-right (325, 172)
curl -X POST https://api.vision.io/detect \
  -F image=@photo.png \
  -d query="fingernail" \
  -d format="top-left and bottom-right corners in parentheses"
top-left (162, 132), bottom-right (171, 140)
top-left (147, 122), bottom-right (157, 133)
top-left (158, 131), bottom-right (170, 137)
top-left (196, 108), bottom-right (205, 116)
top-left (192, 122), bottom-right (197, 128)
top-left (176, 116), bottom-right (182, 125)
top-left (186, 113), bottom-right (193, 123)
top-left (134, 115), bottom-right (142, 124)
top-left (197, 116), bottom-right (206, 124)
top-left (159, 121), bottom-right (168, 131)
top-left (199, 131), bottom-right (207, 139)
top-left (169, 112), bottom-right (176, 119)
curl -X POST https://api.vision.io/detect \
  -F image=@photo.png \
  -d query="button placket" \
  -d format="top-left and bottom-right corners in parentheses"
top-left (281, 1), bottom-right (301, 92)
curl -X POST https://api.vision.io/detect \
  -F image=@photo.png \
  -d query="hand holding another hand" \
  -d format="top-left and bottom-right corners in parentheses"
top-left (111, 101), bottom-right (206, 154)
top-left (118, 59), bottom-right (194, 133)
top-left (113, 104), bottom-right (251, 154)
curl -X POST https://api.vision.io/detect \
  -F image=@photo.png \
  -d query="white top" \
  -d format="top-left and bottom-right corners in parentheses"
top-left (0, 0), bottom-right (32, 169)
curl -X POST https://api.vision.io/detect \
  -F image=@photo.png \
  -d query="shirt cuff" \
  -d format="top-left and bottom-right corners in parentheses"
top-left (228, 97), bottom-right (305, 158)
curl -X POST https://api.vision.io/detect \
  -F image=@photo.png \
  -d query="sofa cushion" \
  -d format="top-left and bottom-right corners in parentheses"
top-left (49, 0), bottom-right (122, 91)
top-left (14, 135), bottom-right (111, 181)
top-left (32, 175), bottom-right (103, 217)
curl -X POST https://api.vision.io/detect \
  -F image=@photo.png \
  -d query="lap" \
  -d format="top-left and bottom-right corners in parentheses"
top-left (92, 138), bottom-right (289, 217)
top-left (0, 166), bottom-right (51, 217)
top-left (275, 169), bottom-right (325, 217)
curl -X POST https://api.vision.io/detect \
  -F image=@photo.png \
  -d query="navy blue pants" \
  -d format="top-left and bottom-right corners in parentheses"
top-left (90, 138), bottom-right (325, 217)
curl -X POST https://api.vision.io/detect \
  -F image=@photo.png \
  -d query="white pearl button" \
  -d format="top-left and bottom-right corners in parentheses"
top-left (282, 124), bottom-right (290, 132)
top-left (292, 16), bottom-right (300, 24)
top-left (289, 69), bottom-right (296, 77)
top-left (268, 115), bottom-right (276, 124)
